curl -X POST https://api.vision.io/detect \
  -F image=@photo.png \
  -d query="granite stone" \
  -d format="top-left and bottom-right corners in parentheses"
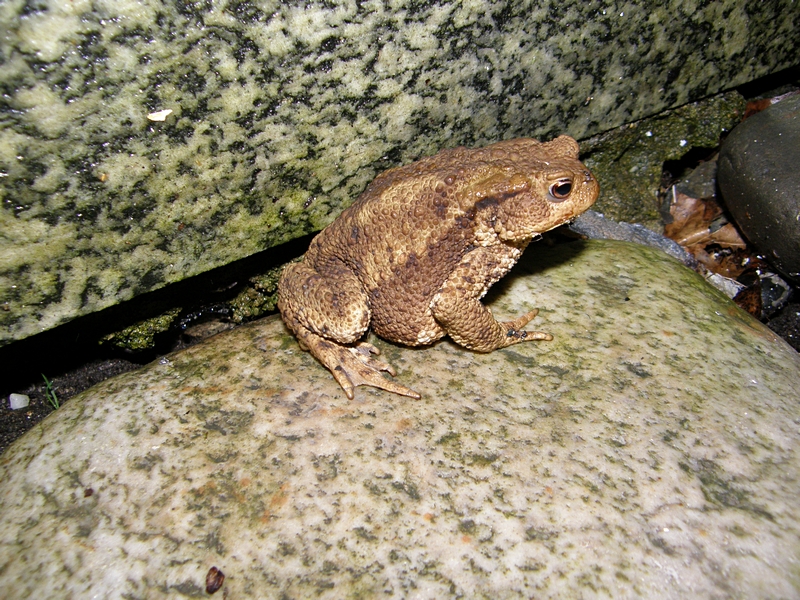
top-left (1, 1), bottom-right (799, 345)
top-left (1, 240), bottom-right (799, 598)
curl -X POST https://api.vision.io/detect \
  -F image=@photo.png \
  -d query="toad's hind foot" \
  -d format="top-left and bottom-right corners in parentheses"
top-left (298, 330), bottom-right (420, 400)
top-left (333, 343), bottom-right (422, 400)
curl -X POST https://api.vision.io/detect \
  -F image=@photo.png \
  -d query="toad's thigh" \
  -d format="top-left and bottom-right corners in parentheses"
top-left (278, 261), bottom-right (370, 344)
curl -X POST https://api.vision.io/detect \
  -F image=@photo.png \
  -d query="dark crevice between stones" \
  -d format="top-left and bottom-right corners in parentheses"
top-left (0, 232), bottom-right (314, 456)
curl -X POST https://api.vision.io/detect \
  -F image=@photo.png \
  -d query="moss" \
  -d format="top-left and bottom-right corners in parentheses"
top-left (467, 453), bottom-right (499, 466)
top-left (581, 91), bottom-right (746, 229)
top-left (229, 263), bottom-right (287, 323)
top-left (100, 260), bottom-right (287, 352)
top-left (390, 480), bottom-right (420, 500)
top-left (353, 526), bottom-right (378, 541)
top-left (436, 431), bottom-right (461, 445)
top-left (101, 307), bottom-right (182, 350)
top-left (203, 410), bottom-right (254, 436)
top-left (525, 526), bottom-right (558, 542)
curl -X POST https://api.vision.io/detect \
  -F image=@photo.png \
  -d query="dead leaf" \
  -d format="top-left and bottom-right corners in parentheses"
top-left (734, 283), bottom-right (762, 317)
top-left (664, 188), bottom-right (748, 277)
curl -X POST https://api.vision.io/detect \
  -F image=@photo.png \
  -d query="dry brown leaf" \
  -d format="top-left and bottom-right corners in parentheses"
top-left (743, 90), bottom-right (800, 119)
top-left (734, 283), bottom-right (763, 317)
top-left (664, 191), bottom-right (715, 244)
top-left (665, 189), bottom-right (748, 276)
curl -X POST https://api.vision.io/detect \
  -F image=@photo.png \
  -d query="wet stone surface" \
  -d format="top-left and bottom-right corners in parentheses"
top-left (1, 240), bottom-right (799, 599)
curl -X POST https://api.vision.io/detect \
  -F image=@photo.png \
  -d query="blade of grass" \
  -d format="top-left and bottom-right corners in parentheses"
top-left (41, 374), bottom-right (60, 410)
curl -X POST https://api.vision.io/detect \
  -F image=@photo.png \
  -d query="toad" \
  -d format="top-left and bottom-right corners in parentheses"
top-left (278, 136), bottom-right (599, 399)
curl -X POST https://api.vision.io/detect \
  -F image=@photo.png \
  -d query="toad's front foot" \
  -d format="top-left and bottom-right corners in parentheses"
top-left (501, 309), bottom-right (554, 345)
top-left (296, 329), bottom-right (420, 400)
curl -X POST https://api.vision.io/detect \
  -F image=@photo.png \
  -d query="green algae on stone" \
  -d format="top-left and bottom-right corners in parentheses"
top-left (228, 264), bottom-right (286, 324)
top-left (101, 307), bottom-right (181, 351)
top-left (581, 91), bottom-right (747, 229)
top-left (101, 262), bottom-right (286, 351)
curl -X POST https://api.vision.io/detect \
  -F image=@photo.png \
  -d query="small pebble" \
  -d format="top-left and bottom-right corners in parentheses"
top-left (9, 394), bottom-right (30, 410)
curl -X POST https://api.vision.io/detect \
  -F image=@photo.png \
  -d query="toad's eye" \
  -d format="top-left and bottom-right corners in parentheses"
top-left (549, 178), bottom-right (573, 201)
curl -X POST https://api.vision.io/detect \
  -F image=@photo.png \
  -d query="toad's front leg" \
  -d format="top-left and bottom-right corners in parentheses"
top-left (430, 245), bottom-right (553, 352)
top-left (278, 260), bottom-right (420, 399)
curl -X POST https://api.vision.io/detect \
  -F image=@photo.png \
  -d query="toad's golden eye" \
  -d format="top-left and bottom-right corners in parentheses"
top-left (549, 178), bottom-right (573, 201)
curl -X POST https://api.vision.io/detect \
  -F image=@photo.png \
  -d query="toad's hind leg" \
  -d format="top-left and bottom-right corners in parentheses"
top-left (277, 261), bottom-right (420, 399)
top-left (278, 260), bottom-right (371, 344)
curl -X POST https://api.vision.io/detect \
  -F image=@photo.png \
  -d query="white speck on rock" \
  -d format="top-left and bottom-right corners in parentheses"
top-left (147, 109), bottom-right (173, 122)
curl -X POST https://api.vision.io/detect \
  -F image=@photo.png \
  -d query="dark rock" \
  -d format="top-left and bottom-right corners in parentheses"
top-left (718, 95), bottom-right (800, 283)
top-left (675, 159), bottom-right (718, 200)
top-left (569, 210), bottom-right (696, 268)
top-left (760, 271), bottom-right (793, 317)
top-left (768, 301), bottom-right (800, 352)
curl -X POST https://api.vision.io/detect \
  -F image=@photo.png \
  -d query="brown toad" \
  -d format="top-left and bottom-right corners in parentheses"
top-left (278, 136), bottom-right (599, 399)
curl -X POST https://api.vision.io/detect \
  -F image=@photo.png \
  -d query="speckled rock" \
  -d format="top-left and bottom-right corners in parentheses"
top-left (2, 1), bottom-right (799, 345)
top-left (1, 240), bottom-right (799, 599)
top-left (718, 94), bottom-right (800, 283)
